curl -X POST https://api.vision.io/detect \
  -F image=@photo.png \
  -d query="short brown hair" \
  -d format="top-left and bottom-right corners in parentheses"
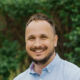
top-left (26, 13), bottom-right (56, 34)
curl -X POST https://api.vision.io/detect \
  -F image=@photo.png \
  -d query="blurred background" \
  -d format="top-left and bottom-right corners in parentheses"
top-left (0, 0), bottom-right (80, 80)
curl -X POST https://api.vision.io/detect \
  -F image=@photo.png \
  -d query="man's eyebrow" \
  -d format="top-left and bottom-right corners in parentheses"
top-left (28, 35), bottom-right (35, 38)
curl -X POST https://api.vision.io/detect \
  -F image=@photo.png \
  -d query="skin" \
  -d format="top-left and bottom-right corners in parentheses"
top-left (25, 20), bottom-right (58, 74)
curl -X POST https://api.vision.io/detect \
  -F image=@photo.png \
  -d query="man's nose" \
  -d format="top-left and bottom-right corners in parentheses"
top-left (34, 39), bottom-right (41, 47)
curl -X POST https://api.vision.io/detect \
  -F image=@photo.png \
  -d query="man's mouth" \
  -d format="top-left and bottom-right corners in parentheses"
top-left (30, 46), bottom-right (47, 53)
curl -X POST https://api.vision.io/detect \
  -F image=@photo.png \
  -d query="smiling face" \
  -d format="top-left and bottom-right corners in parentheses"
top-left (25, 20), bottom-right (58, 64)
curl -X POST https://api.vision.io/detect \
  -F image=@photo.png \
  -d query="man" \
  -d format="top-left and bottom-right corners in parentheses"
top-left (14, 13), bottom-right (80, 80)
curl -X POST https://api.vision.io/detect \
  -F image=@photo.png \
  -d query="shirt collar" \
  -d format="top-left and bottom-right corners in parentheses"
top-left (29, 53), bottom-right (61, 74)
top-left (45, 53), bottom-right (61, 72)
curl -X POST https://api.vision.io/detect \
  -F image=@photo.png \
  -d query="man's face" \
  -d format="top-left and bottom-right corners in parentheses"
top-left (25, 20), bottom-right (58, 63)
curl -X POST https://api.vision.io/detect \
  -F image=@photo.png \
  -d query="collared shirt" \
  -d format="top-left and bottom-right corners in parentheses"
top-left (14, 54), bottom-right (80, 80)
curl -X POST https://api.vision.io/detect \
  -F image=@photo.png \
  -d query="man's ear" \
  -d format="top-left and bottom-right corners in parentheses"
top-left (54, 35), bottom-right (58, 47)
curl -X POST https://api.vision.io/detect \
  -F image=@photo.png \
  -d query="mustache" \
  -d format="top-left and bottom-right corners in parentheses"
top-left (30, 46), bottom-right (48, 51)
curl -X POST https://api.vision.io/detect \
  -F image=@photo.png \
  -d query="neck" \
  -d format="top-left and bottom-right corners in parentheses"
top-left (33, 52), bottom-right (56, 74)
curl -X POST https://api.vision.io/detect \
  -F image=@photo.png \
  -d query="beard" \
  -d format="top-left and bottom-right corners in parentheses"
top-left (27, 48), bottom-right (55, 65)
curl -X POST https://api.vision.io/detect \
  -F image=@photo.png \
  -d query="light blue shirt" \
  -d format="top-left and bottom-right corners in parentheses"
top-left (14, 54), bottom-right (80, 80)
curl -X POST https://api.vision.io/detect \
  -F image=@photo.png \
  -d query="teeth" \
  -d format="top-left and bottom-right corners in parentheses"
top-left (35, 50), bottom-right (43, 52)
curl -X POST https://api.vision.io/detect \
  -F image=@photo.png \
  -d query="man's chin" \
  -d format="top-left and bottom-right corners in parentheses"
top-left (32, 57), bottom-right (49, 64)
top-left (28, 50), bottom-right (55, 64)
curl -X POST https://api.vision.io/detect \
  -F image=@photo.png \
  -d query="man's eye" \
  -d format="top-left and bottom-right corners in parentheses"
top-left (40, 35), bottom-right (48, 39)
top-left (28, 37), bottom-right (35, 40)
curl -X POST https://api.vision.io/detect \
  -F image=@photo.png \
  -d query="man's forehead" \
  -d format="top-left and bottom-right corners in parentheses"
top-left (26, 20), bottom-right (52, 29)
top-left (25, 20), bottom-right (55, 38)
top-left (26, 20), bottom-right (53, 32)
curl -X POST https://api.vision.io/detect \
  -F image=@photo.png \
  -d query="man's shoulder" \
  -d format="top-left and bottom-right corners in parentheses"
top-left (62, 60), bottom-right (80, 71)
top-left (13, 68), bottom-right (30, 80)
top-left (61, 59), bottom-right (80, 79)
